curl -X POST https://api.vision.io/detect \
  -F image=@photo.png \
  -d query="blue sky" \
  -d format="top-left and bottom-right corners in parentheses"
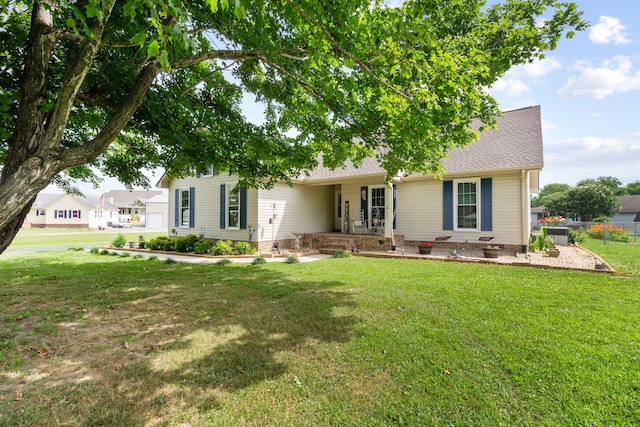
top-left (53, 1), bottom-right (639, 194)
top-left (487, 0), bottom-right (640, 187)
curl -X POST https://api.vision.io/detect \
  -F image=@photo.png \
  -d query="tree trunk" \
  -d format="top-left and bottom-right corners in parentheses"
top-left (0, 201), bottom-right (34, 254)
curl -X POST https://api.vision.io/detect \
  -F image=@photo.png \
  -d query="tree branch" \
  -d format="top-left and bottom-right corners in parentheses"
top-left (283, 0), bottom-right (412, 102)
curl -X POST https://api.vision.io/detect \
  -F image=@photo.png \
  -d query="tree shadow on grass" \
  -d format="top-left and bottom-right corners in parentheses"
top-left (0, 254), bottom-right (357, 425)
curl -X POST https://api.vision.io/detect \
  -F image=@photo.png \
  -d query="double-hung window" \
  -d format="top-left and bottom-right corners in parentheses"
top-left (227, 185), bottom-right (240, 229)
top-left (180, 189), bottom-right (190, 227)
top-left (454, 178), bottom-right (480, 230)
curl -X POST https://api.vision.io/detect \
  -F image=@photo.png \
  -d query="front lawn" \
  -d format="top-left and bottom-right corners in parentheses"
top-left (7, 229), bottom-right (165, 251)
top-left (0, 246), bottom-right (638, 425)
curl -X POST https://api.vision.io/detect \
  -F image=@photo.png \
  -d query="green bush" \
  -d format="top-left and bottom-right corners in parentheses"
top-left (133, 254), bottom-right (144, 259)
top-left (194, 239), bottom-right (212, 254)
top-left (251, 256), bottom-right (267, 265)
top-left (90, 247), bottom-right (100, 254)
top-left (119, 252), bottom-right (130, 258)
top-left (148, 255), bottom-right (158, 261)
top-left (174, 234), bottom-right (199, 252)
top-left (99, 249), bottom-right (110, 255)
top-left (333, 250), bottom-right (351, 258)
top-left (112, 234), bottom-right (127, 248)
top-left (569, 228), bottom-right (583, 244)
top-left (138, 240), bottom-right (146, 249)
top-left (285, 255), bottom-right (299, 264)
top-left (216, 258), bottom-right (233, 265)
top-left (212, 240), bottom-right (233, 256)
top-left (234, 241), bottom-right (256, 255)
top-left (147, 236), bottom-right (174, 251)
top-left (164, 258), bottom-right (177, 264)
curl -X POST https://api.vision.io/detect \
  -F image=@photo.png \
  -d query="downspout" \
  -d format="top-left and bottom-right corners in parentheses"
top-left (521, 169), bottom-right (530, 252)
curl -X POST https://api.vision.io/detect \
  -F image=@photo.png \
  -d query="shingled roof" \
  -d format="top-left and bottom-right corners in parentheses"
top-left (306, 105), bottom-right (543, 181)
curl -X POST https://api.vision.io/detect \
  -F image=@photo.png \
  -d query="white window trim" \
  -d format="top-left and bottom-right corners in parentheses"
top-left (202, 164), bottom-right (216, 177)
top-left (369, 185), bottom-right (386, 226)
top-left (453, 177), bottom-right (481, 232)
top-left (179, 188), bottom-right (191, 228)
top-left (226, 183), bottom-right (240, 230)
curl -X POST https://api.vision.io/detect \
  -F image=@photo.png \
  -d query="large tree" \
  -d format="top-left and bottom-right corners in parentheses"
top-left (532, 182), bottom-right (571, 207)
top-left (0, 0), bottom-right (585, 253)
top-left (546, 184), bottom-right (620, 221)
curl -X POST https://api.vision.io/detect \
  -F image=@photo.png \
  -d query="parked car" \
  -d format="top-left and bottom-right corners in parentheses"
top-left (110, 221), bottom-right (133, 228)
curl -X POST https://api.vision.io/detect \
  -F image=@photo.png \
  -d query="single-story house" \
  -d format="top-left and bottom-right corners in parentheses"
top-left (158, 105), bottom-right (543, 252)
top-left (24, 193), bottom-right (119, 228)
top-left (611, 195), bottom-right (640, 223)
top-left (103, 190), bottom-right (167, 226)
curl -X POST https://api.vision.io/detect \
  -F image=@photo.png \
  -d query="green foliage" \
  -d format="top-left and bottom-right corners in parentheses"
top-left (578, 176), bottom-right (626, 195)
top-left (532, 183), bottom-right (571, 207)
top-left (138, 240), bottom-right (146, 249)
top-left (285, 255), bottom-right (299, 264)
top-left (132, 254), bottom-right (144, 259)
top-left (90, 247), bottom-right (100, 254)
top-left (528, 228), bottom-right (555, 252)
top-left (99, 249), bottom-right (110, 255)
top-left (164, 258), bottom-right (177, 264)
top-left (112, 234), bottom-right (127, 249)
top-left (568, 228), bottom-right (583, 244)
top-left (194, 239), bottom-right (213, 254)
top-left (233, 241), bottom-right (256, 255)
top-left (546, 184), bottom-right (620, 221)
top-left (119, 252), bottom-right (130, 258)
top-left (251, 256), bottom-right (267, 265)
top-left (216, 258), bottom-right (233, 265)
top-left (333, 250), bottom-right (352, 258)
top-left (593, 216), bottom-right (611, 223)
top-left (148, 255), bottom-right (159, 261)
top-left (212, 240), bottom-right (234, 256)
top-left (0, 0), bottom-right (587, 254)
top-left (173, 234), bottom-right (199, 253)
top-left (147, 236), bottom-right (174, 251)
top-left (625, 181), bottom-right (640, 195)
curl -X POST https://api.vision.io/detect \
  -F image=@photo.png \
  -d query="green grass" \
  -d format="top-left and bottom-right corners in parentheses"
top-left (0, 243), bottom-right (639, 426)
top-left (580, 236), bottom-right (640, 277)
top-left (7, 229), bottom-right (165, 251)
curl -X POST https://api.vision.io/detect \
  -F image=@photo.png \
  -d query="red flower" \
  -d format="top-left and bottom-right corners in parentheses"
top-left (418, 241), bottom-right (432, 247)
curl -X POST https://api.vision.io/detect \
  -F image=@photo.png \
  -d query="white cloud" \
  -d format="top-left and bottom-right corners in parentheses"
top-left (557, 56), bottom-right (640, 99)
top-left (589, 16), bottom-right (631, 45)
top-left (491, 77), bottom-right (530, 97)
top-left (541, 118), bottom-right (557, 131)
top-left (491, 57), bottom-right (562, 98)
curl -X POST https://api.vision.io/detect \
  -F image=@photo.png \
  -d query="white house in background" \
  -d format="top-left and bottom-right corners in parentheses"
top-left (158, 106), bottom-right (543, 252)
top-left (24, 193), bottom-right (118, 228)
top-left (144, 193), bottom-right (169, 229)
top-left (103, 190), bottom-right (167, 226)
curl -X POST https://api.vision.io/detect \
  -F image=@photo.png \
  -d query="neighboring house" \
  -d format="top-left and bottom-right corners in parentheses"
top-left (612, 195), bottom-right (640, 223)
top-left (531, 206), bottom-right (546, 225)
top-left (158, 105), bottom-right (543, 252)
top-left (24, 193), bottom-right (118, 228)
top-left (103, 190), bottom-right (167, 226)
top-left (144, 193), bottom-right (170, 229)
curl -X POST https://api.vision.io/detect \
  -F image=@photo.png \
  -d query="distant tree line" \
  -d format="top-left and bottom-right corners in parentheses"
top-left (532, 176), bottom-right (640, 222)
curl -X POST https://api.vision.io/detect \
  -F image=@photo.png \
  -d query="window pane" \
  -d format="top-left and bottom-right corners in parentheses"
top-left (181, 190), bottom-right (189, 226)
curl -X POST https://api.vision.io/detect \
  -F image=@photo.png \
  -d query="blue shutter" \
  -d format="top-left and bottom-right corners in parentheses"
top-left (481, 178), bottom-right (493, 231)
top-left (219, 184), bottom-right (226, 229)
top-left (360, 186), bottom-right (368, 224)
top-left (240, 187), bottom-right (247, 229)
top-left (189, 187), bottom-right (195, 228)
top-left (443, 180), bottom-right (453, 230)
top-left (36, 210), bottom-right (39, 217)
top-left (54, 210), bottom-right (57, 219)
top-left (393, 184), bottom-right (397, 229)
top-left (174, 189), bottom-right (179, 227)
top-left (78, 210), bottom-right (81, 219)
top-left (64, 210), bottom-right (68, 218)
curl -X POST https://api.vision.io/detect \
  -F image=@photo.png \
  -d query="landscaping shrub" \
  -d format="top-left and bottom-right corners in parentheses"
top-left (234, 241), bottom-right (256, 255)
top-left (285, 255), bottom-right (299, 264)
top-left (216, 258), bottom-right (233, 265)
top-left (569, 228), bottom-right (583, 244)
top-left (193, 239), bottom-right (212, 254)
top-left (587, 223), bottom-right (631, 242)
top-left (333, 250), bottom-right (351, 258)
top-left (148, 255), bottom-right (158, 261)
top-left (90, 247), bottom-right (99, 254)
top-left (99, 249), bottom-right (110, 255)
top-left (133, 254), bottom-right (144, 259)
top-left (112, 234), bottom-right (127, 248)
top-left (174, 234), bottom-right (199, 252)
top-left (119, 252), bottom-right (130, 258)
top-left (164, 258), bottom-right (177, 264)
top-left (251, 256), bottom-right (267, 265)
top-left (147, 236), bottom-right (174, 251)
top-left (212, 240), bottom-right (233, 256)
